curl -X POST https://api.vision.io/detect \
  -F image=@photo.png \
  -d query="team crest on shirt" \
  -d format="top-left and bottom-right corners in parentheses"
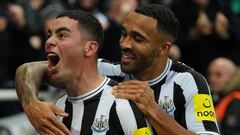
top-left (159, 96), bottom-right (176, 115)
top-left (91, 115), bottom-right (109, 134)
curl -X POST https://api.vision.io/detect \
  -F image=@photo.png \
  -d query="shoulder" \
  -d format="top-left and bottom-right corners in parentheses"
top-left (55, 94), bottom-right (67, 106)
top-left (97, 59), bottom-right (125, 78)
top-left (171, 61), bottom-right (204, 79)
top-left (171, 61), bottom-right (208, 89)
top-left (167, 62), bottom-right (210, 100)
top-left (226, 96), bottom-right (240, 112)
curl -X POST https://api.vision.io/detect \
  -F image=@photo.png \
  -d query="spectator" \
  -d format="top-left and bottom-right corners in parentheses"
top-left (171, 0), bottom-right (238, 76)
top-left (107, 0), bottom-right (139, 24)
top-left (208, 57), bottom-right (240, 135)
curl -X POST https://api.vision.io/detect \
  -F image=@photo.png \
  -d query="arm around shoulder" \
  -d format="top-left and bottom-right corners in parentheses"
top-left (15, 61), bottom-right (48, 105)
top-left (15, 61), bottom-right (71, 135)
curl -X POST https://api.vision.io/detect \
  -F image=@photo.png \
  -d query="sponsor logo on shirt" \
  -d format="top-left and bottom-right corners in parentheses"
top-left (133, 127), bottom-right (152, 135)
top-left (193, 94), bottom-right (217, 122)
top-left (91, 115), bottom-right (109, 134)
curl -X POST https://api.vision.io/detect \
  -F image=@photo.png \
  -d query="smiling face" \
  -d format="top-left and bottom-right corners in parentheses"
top-left (119, 12), bottom-right (164, 77)
top-left (45, 17), bottom-right (86, 85)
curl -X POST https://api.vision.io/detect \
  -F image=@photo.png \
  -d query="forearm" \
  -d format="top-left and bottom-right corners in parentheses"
top-left (146, 105), bottom-right (196, 135)
top-left (15, 61), bottom-right (48, 105)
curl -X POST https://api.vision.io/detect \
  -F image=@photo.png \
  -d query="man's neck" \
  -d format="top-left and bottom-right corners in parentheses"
top-left (65, 63), bottom-right (105, 97)
top-left (134, 58), bottom-right (169, 81)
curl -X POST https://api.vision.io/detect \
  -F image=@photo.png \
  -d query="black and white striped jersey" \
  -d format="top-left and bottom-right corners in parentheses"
top-left (56, 77), bottom-right (152, 135)
top-left (98, 58), bottom-right (220, 135)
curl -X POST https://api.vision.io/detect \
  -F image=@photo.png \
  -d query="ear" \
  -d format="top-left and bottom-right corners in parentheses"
top-left (159, 42), bottom-right (172, 55)
top-left (84, 41), bottom-right (98, 57)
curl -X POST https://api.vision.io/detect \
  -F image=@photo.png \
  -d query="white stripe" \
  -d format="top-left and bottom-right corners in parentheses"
top-left (180, 73), bottom-right (206, 133)
top-left (116, 99), bottom-right (138, 135)
top-left (71, 102), bottom-right (84, 135)
top-left (197, 131), bottom-right (220, 135)
top-left (55, 95), bottom-right (67, 122)
top-left (98, 59), bottom-right (125, 76)
top-left (92, 79), bottom-right (115, 135)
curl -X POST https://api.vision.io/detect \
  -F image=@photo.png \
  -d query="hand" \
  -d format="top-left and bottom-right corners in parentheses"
top-left (23, 100), bottom-right (70, 135)
top-left (0, 16), bottom-right (7, 32)
top-left (215, 12), bottom-right (229, 39)
top-left (112, 80), bottom-right (158, 116)
top-left (8, 4), bottom-right (26, 28)
top-left (196, 11), bottom-right (212, 35)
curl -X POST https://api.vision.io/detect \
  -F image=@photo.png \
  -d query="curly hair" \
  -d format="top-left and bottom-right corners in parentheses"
top-left (135, 4), bottom-right (179, 42)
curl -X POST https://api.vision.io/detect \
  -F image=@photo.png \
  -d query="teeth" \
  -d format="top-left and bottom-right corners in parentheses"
top-left (48, 53), bottom-right (57, 57)
top-left (47, 52), bottom-right (60, 66)
top-left (123, 54), bottom-right (132, 59)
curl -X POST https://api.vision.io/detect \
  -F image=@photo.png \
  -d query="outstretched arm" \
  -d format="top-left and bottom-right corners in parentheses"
top-left (15, 61), bottom-right (70, 135)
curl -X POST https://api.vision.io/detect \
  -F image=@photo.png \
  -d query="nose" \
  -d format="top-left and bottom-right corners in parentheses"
top-left (45, 35), bottom-right (57, 50)
top-left (119, 35), bottom-right (132, 49)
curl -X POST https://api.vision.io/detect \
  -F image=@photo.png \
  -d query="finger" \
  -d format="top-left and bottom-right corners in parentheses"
top-left (113, 83), bottom-right (144, 92)
top-left (48, 115), bottom-right (71, 135)
top-left (38, 130), bottom-right (46, 135)
top-left (119, 80), bottom-right (148, 85)
top-left (114, 84), bottom-right (140, 89)
top-left (50, 104), bottom-right (69, 117)
top-left (112, 86), bottom-right (139, 96)
top-left (112, 88), bottom-right (138, 96)
top-left (113, 83), bottom-right (146, 93)
top-left (44, 120), bottom-right (67, 135)
top-left (114, 92), bottom-right (135, 100)
top-left (38, 125), bottom-right (56, 135)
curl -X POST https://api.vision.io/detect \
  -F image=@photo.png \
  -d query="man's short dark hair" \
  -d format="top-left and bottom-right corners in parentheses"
top-left (57, 10), bottom-right (104, 56)
top-left (135, 4), bottom-right (179, 42)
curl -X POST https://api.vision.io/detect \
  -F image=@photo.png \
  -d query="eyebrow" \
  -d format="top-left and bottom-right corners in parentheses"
top-left (121, 26), bottom-right (146, 40)
top-left (121, 26), bottom-right (145, 39)
top-left (47, 27), bottom-right (71, 34)
top-left (132, 31), bottom-right (145, 39)
top-left (55, 27), bottom-right (71, 34)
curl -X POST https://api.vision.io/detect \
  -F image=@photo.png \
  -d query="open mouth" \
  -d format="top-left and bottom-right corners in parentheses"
top-left (47, 52), bottom-right (60, 68)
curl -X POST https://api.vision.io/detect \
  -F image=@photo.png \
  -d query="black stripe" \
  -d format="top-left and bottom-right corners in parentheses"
top-left (151, 76), bottom-right (166, 102)
top-left (173, 82), bottom-right (187, 129)
top-left (129, 101), bottom-right (147, 128)
top-left (63, 99), bottom-right (73, 130)
top-left (188, 70), bottom-right (219, 133)
top-left (107, 79), bottom-right (119, 87)
top-left (170, 61), bottom-right (192, 73)
top-left (80, 92), bottom-right (102, 135)
top-left (188, 70), bottom-right (209, 94)
top-left (149, 76), bottom-right (166, 134)
top-left (107, 76), bottom-right (125, 82)
top-left (108, 102), bottom-right (124, 135)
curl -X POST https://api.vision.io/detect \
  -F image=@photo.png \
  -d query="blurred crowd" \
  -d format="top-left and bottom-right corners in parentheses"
top-left (0, 0), bottom-right (239, 134)
top-left (0, 0), bottom-right (239, 86)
